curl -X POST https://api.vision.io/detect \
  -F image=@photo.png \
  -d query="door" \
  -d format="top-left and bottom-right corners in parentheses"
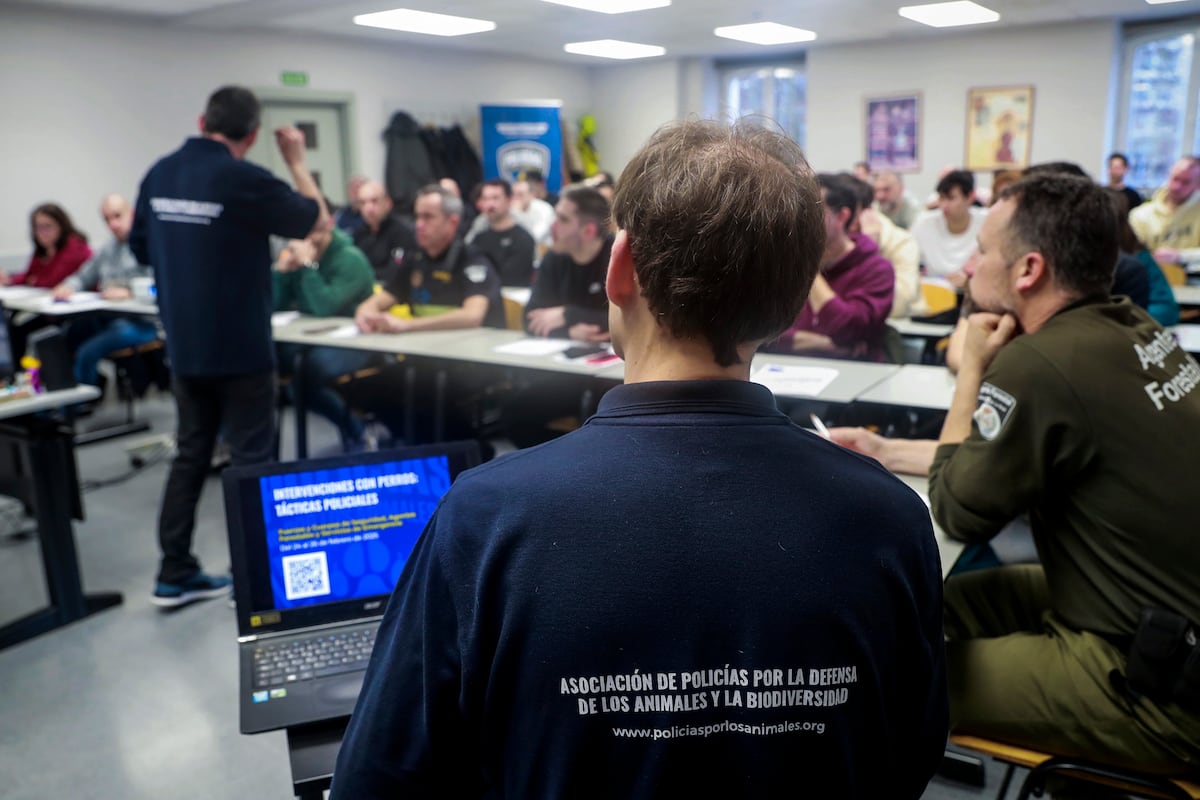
top-left (249, 102), bottom-right (349, 204)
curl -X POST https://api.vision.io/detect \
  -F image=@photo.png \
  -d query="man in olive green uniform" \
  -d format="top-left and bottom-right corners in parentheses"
top-left (273, 226), bottom-right (375, 449)
top-left (834, 173), bottom-right (1200, 773)
top-left (933, 173), bottom-right (1200, 773)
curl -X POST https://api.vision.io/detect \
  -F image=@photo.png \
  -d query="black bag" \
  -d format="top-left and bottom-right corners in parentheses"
top-left (1124, 607), bottom-right (1200, 713)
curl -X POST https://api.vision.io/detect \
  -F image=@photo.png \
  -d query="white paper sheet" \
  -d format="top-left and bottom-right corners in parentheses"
top-left (271, 311), bottom-right (301, 327)
top-left (751, 364), bottom-right (839, 397)
top-left (323, 324), bottom-right (361, 339)
top-left (494, 338), bottom-right (573, 356)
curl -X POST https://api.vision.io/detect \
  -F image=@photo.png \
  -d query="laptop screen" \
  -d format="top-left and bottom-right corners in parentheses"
top-left (223, 442), bottom-right (480, 638)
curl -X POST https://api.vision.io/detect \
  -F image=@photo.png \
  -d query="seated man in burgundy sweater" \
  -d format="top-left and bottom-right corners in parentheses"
top-left (769, 173), bottom-right (895, 361)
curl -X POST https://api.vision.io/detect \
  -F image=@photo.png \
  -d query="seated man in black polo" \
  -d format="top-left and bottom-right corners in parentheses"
top-left (353, 183), bottom-right (504, 446)
top-left (469, 178), bottom-right (537, 287)
top-left (352, 180), bottom-right (417, 284)
top-left (505, 184), bottom-right (615, 447)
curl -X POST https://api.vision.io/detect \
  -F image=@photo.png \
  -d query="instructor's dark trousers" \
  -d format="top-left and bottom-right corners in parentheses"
top-left (157, 370), bottom-right (274, 584)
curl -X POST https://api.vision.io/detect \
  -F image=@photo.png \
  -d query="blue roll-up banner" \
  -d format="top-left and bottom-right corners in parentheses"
top-left (481, 103), bottom-right (563, 193)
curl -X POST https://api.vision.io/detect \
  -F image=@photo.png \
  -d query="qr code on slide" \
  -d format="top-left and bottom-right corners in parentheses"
top-left (282, 551), bottom-right (331, 601)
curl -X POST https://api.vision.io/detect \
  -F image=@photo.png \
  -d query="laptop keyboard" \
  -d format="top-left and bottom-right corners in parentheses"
top-left (252, 626), bottom-right (378, 689)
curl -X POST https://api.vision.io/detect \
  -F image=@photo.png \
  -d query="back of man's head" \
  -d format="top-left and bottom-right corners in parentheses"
top-left (202, 86), bottom-right (261, 141)
top-left (822, 173), bottom-right (864, 222)
top-left (560, 184), bottom-right (610, 237)
top-left (612, 119), bottom-right (824, 367)
top-left (1025, 160), bottom-right (1090, 180)
top-left (997, 173), bottom-right (1118, 299)
top-left (936, 169), bottom-right (974, 198)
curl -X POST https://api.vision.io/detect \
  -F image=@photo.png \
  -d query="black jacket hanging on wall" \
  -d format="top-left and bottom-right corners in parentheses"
top-left (383, 111), bottom-right (436, 215)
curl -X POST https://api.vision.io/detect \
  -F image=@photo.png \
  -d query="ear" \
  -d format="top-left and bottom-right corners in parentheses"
top-left (243, 128), bottom-right (259, 150)
top-left (197, 115), bottom-right (206, 134)
top-left (606, 230), bottom-right (636, 308)
top-left (838, 206), bottom-right (854, 232)
top-left (1013, 250), bottom-right (1047, 292)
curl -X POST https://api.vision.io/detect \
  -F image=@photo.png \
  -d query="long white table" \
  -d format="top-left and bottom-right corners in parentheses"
top-left (272, 317), bottom-right (918, 404)
top-left (856, 364), bottom-right (957, 412)
top-left (0, 385), bottom-right (122, 650)
top-left (0, 286), bottom-right (158, 317)
top-left (890, 318), bottom-right (954, 340)
top-left (1172, 324), bottom-right (1200, 355)
top-left (1174, 284), bottom-right (1200, 307)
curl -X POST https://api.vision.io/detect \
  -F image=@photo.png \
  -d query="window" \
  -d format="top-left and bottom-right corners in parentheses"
top-left (719, 63), bottom-right (807, 148)
top-left (1116, 22), bottom-right (1200, 192)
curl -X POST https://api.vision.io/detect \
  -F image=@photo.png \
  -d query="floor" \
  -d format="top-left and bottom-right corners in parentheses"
top-left (0, 389), bottom-right (1015, 799)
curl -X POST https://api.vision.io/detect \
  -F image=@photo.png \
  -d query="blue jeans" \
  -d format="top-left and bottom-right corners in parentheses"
top-left (70, 316), bottom-right (159, 387)
top-left (277, 344), bottom-right (376, 449)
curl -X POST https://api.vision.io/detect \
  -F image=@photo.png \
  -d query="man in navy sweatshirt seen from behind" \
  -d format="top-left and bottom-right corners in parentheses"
top-left (330, 119), bottom-right (948, 799)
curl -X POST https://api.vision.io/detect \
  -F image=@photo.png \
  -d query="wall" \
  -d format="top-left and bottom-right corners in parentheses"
top-left (589, 57), bottom-right (721, 178)
top-left (588, 19), bottom-right (1121, 200)
top-left (0, 7), bottom-right (593, 256)
top-left (806, 19), bottom-right (1121, 200)
top-left (0, 8), bottom-right (1125, 256)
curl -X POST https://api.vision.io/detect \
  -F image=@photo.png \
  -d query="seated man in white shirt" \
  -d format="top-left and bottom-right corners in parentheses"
top-left (510, 178), bottom-right (556, 253)
top-left (911, 170), bottom-right (987, 289)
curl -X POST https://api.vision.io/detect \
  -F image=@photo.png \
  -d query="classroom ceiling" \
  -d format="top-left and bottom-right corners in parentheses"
top-left (17, 0), bottom-right (1200, 62)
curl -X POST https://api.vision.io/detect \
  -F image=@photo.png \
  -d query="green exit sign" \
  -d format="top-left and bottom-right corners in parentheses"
top-left (281, 71), bottom-right (308, 87)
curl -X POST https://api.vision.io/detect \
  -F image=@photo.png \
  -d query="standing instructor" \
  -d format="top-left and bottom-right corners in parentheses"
top-left (130, 86), bottom-right (329, 608)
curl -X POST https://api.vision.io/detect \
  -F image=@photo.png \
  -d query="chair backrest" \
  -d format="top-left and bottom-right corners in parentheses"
top-left (949, 734), bottom-right (1200, 799)
top-left (503, 297), bottom-right (525, 331)
top-left (920, 278), bottom-right (958, 315)
top-left (1160, 262), bottom-right (1187, 287)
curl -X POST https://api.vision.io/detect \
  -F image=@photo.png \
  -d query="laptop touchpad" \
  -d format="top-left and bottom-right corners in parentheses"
top-left (317, 672), bottom-right (366, 705)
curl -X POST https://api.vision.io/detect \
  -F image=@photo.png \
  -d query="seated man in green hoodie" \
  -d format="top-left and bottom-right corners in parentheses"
top-left (273, 227), bottom-right (375, 450)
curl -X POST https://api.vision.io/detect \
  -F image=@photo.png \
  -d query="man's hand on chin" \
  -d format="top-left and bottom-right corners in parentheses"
top-left (961, 312), bottom-right (1019, 376)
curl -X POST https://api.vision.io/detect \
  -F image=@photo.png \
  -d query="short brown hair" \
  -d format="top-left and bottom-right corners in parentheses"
top-left (997, 173), bottom-right (1117, 298)
top-left (611, 120), bottom-right (824, 366)
top-left (560, 184), bottom-right (610, 233)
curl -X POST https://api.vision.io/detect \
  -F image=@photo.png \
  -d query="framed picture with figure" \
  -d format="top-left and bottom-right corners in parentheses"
top-left (965, 86), bottom-right (1035, 171)
top-left (865, 93), bottom-right (921, 173)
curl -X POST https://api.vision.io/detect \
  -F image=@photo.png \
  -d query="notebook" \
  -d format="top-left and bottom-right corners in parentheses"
top-left (222, 441), bottom-right (481, 734)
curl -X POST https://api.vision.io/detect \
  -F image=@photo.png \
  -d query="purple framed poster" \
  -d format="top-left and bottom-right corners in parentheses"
top-left (865, 93), bottom-right (921, 173)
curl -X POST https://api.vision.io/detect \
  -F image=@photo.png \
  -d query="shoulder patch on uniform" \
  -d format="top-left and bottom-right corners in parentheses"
top-left (973, 381), bottom-right (1016, 441)
top-left (465, 264), bottom-right (489, 284)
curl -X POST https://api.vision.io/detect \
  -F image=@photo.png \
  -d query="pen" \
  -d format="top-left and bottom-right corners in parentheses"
top-left (809, 413), bottom-right (831, 440)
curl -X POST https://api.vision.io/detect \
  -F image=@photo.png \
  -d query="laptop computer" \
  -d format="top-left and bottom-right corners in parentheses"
top-left (223, 441), bottom-right (481, 734)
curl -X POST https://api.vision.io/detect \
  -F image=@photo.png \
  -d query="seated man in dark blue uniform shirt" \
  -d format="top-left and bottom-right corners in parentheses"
top-left (130, 86), bottom-right (328, 608)
top-left (330, 120), bottom-right (948, 799)
top-left (352, 184), bottom-right (503, 446)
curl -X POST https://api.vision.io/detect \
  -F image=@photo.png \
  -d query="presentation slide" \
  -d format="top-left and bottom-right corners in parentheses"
top-left (258, 455), bottom-right (450, 610)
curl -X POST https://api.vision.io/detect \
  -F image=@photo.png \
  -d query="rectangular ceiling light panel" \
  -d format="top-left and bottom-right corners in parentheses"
top-left (714, 22), bottom-right (817, 45)
top-left (898, 1), bottom-right (1000, 28)
top-left (353, 8), bottom-right (496, 36)
top-left (542, 0), bottom-right (670, 12)
top-left (563, 39), bottom-right (666, 59)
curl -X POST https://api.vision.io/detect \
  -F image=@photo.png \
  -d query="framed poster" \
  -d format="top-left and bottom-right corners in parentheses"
top-left (865, 93), bottom-right (921, 173)
top-left (965, 85), bottom-right (1034, 171)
